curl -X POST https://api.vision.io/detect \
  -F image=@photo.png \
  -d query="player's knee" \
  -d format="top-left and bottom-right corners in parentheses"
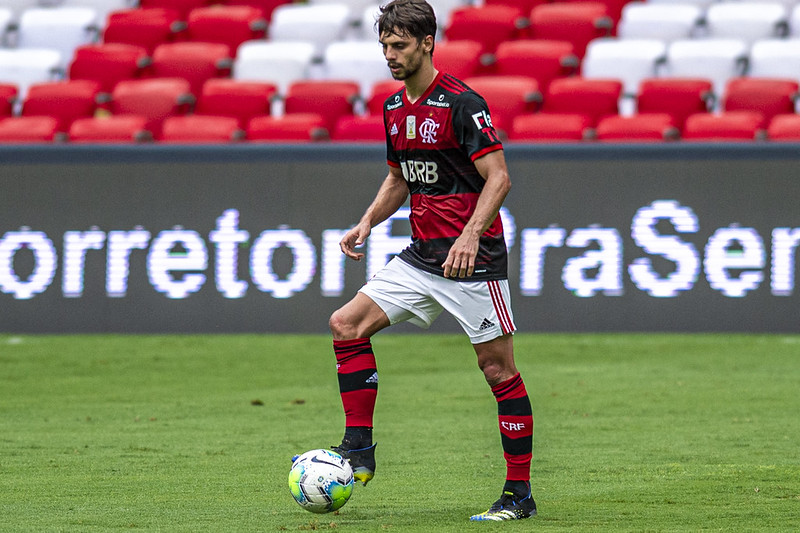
top-left (329, 309), bottom-right (357, 340)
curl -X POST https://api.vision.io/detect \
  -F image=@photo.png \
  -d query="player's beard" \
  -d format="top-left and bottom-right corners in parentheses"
top-left (388, 47), bottom-right (425, 81)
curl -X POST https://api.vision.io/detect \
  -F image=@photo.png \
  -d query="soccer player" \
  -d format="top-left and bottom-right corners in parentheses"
top-left (330, 0), bottom-right (536, 521)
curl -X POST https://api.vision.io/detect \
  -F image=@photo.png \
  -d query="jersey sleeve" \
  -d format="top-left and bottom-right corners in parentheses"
top-left (452, 90), bottom-right (503, 162)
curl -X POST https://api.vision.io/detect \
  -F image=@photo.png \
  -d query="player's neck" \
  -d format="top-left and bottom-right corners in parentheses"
top-left (404, 62), bottom-right (438, 104)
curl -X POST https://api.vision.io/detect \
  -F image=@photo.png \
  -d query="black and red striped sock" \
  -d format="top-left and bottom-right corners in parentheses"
top-left (334, 338), bottom-right (378, 446)
top-left (491, 373), bottom-right (533, 484)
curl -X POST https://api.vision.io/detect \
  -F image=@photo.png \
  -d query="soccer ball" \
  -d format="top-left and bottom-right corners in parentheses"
top-left (288, 449), bottom-right (354, 513)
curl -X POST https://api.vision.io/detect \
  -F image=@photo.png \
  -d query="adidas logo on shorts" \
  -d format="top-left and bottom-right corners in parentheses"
top-left (479, 318), bottom-right (495, 331)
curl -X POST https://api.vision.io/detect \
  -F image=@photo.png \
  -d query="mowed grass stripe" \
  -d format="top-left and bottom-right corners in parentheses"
top-left (1, 334), bottom-right (798, 532)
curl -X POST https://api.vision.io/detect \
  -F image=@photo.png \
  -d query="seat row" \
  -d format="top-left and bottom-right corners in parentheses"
top-left (1, 74), bottom-right (799, 143)
top-left (4, 109), bottom-right (800, 143)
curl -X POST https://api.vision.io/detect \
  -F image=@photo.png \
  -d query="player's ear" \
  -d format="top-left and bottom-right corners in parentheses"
top-left (422, 34), bottom-right (434, 55)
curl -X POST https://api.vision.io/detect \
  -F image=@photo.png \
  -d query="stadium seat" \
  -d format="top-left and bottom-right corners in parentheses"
top-left (0, 48), bottom-right (62, 100)
top-left (0, 7), bottom-right (13, 44)
top-left (232, 41), bottom-right (316, 93)
top-left (540, 77), bottom-right (623, 126)
top-left (792, 5), bottom-right (800, 37)
top-left (158, 115), bottom-right (244, 143)
top-left (484, 0), bottom-right (548, 16)
top-left (16, 7), bottom-right (99, 69)
top-left (138, 0), bottom-right (210, 18)
top-left (246, 113), bottom-right (329, 142)
top-left (617, 3), bottom-right (703, 41)
top-left (491, 39), bottom-right (579, 90)
top-left (283, 80), bottom-right (361, 133)
top-left (705, 2), bottom-right (788, 44)
top-left (194, 79), bottom-right (277, 127)
top-left (149, 42), bottom-right (233, 95)
top-left (268, 3), bottom-right (351, 57)
top-left (595, 113), bottom-right (680, 142)
top-left (331, 114), bottom-right (385, 142)
top-left (665, 39), bottom-right (749, 102)
top-left (433, 40), bottom-right (486, 80)
top-left (185, 5), bottom-right (267, 56)
top-left (67, 115), bottom-right (152, 143)
top-left (0, 84), bottom-right (18, 118)
top-left (463, 76), bottom-right (541, 136)
top-left (529, 2), bottom-right (614, 58)
top-left (58, 0), bottom-right (136, 24)
top-left (645, 0), bottom-right (715, 7)
top-left (444, 5), bottom-right (526, 54)
top-left (722, 77), bottom-right (799, 124)
top-left (748, 39), bottom-right (800, 80)
top-left (508, 113), bottom-right (593, 142)
top-left (103, 8), bottom-right (186, 55)
top-left (323, 40), bottom-right (394, 97)
top-left (682, 111), bottom-right (766, 141)
top-left (310, 0), bottom-right (379, 24)
top-left (223, 0), bottom-right (293, 22)
top-left (68, 43), bottom-right (150, 94)
top-left (0, 1), bottom-right (40, 20)
top-left (0, 116), bottom-right (60, 143)
top-left (365, 80), bottom-right (404, 116)
top-left (557, 0), bottom-right (630, 25)
top-left (581, 38), bottom-right (667, 100)
top-left (109, 77), bottom-right (194, 137)
top-left (636, 78), bottom-right (714, 131)
top-left (21, 79), bottom-right (102, 133)
top-left (766, 113), bottom-right (800, 140)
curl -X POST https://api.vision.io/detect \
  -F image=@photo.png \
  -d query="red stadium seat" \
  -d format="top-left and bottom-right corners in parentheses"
top-left (103, 8), bottom-right (185, 54)
top-left (68, 115), bottom-right (152, 143)
top-left (484, 0), bottom-right (548, 16)
top-left (110, 78), bottom-right (194, 137)
top-left (435, 40), bottom-right (486, 80)
top-left (529, 2), bottom-right (613, 58)
top-left (722, 78), bottom-right (800, 125)
top-left (540, 77), bottom-right (623, 126)
top-left (195, 79), bottom-right (277, 127)
top-left (331, 115), bottom-right (385, 142)
top-left (508, 113), bottom-right (593, 142)
top-left (444, 5), bottom-right (526, 54)
top-left (149, 42), bottom-right (233, 95)
top-left (246, 113), bottom-right (328, 142)
top-left (223, 0), bottom-right (292, 22)
top-left (365, 80), bottom-right (404, 116)
top-left (557, 0), bottom-right (630, 25)
top-left (0, 84), bottom-right (18, 117)
top-left (636, 78), bottom-right (713, 131)
top-left (69, 43), bottom-right (150, 94)
top-left (595, 113), bottom-right (680, 142)
top-left (283, 81), bottom-right (361, 133)
top-left (138, 0), bottom-right (210, 18)
top-left (682, 111), bottom-right (766, 141)
top-left (185, 5), bottom-right (267, 56)
top-left (159, 115), bottom-right (244, 143)
top-left (21, 80), bottom-right (102, 132)
top-left (767, 113), bottom-right (800, 141)
top-left (463, 76), bottom-right (541, 136)
top-left (0, 116), bottom-right (60, 143)
top-left (491, 39), bottom-right (579, 90)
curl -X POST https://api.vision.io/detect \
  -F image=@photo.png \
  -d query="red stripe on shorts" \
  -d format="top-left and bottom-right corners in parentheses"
top-left (488, 280), bottom-right (514, 334)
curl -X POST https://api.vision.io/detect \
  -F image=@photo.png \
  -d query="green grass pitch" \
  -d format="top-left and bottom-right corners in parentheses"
top-left (1, 333), bottom-right (799, 532)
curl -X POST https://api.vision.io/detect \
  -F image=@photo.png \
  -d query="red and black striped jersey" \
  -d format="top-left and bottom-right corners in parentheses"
top-left (383, 72), bottom-right (508, 281)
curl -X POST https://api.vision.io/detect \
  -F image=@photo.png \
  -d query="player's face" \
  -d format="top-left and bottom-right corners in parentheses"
top-left (380, 31), bottom-right (431, 81)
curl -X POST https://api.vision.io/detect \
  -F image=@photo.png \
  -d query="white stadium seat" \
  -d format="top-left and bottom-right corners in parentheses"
top-left (748, 38), bottom-right (800, 82)
top-left (582, 38), bottom-right (667, 101)
top-left (666, 38), bottom-right (749, 101)
top-left (323, 40), bottom-right (393, 97)
top-left (269, 3), bottom-right (351, 58)
top-left (705, 2), bottom-right (788, 44)
top-left (16, 7), bottom-right (99, 69)
top-left (0, 48), bottom-right (62, 101)
top-left (233, 40), bottom-right (317, 94)
top-left (617, 3), bottom-right (703, 41)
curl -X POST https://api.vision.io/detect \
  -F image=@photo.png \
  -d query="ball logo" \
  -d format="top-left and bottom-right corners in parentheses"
top-left (419, 117), bottom-right (439, 144)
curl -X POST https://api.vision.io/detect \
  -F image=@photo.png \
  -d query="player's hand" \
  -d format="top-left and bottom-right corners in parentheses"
top-left (442, 234), bottom-right (479, 278)
top-left (340, 222), bottom-right (371, 261)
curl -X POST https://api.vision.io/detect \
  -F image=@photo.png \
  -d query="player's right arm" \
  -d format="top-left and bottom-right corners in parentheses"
top-left (340, 166), bottom-right (408, 261)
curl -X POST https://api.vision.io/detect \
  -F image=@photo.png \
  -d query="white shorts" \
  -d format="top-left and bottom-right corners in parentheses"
top-left (358, 257), bottom-right (516, 344)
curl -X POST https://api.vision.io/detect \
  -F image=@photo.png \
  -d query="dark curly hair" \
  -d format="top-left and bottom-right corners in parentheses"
top-left (377, 0), bottom-right (437, 55)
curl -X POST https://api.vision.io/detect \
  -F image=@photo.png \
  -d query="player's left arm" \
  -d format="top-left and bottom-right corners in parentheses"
top-left (442, 149), bottom-right (511, 278)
